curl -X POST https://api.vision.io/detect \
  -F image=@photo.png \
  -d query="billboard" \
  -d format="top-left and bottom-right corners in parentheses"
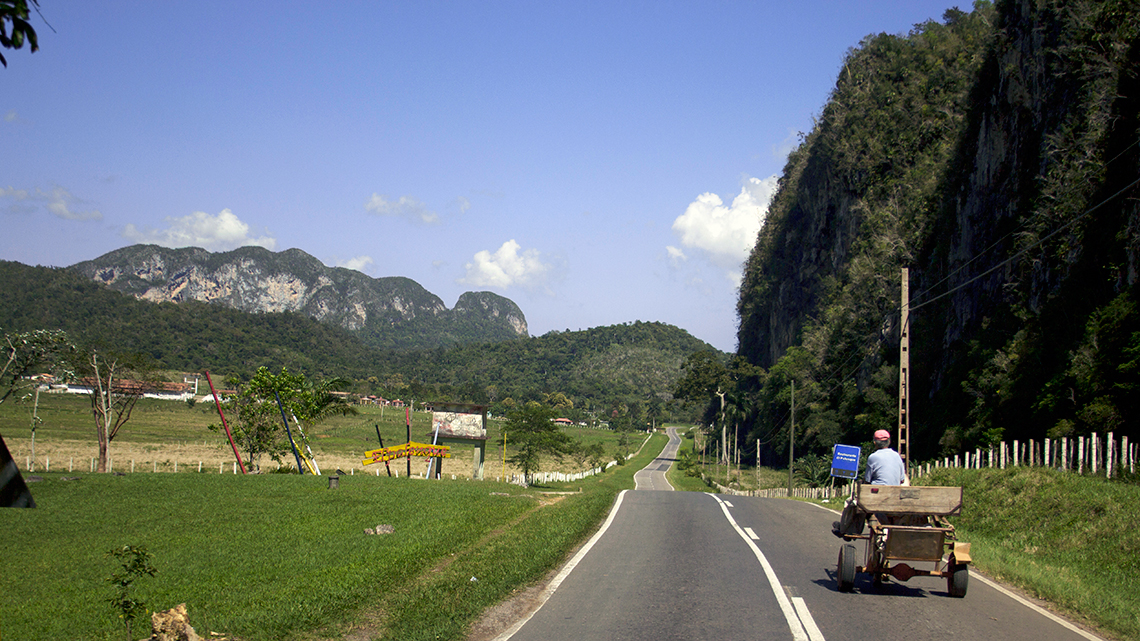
top-left (431, 411), bottom-right (486, 439)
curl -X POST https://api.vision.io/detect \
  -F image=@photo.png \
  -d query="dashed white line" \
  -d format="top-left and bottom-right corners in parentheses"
top-left (744, 527), bottom-right (759, 540)
top-left (711, 494), bottom-right (818, 641)
top-left (791, 596), bottom-right (826, 641)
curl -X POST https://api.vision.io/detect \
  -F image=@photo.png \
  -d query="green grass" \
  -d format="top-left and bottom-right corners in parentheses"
top-left (0, 394), bottom-right (626, 476)
top-left (378, 434), bottom-right (666, 641)
top-left (1, 432), bottom-right (667, 641)
top-left (664, 427), bottom-right (713, 492)
top-left (917, 467), bottom-right (1140, 641)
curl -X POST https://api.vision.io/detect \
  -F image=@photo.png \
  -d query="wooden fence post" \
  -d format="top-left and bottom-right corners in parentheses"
top-left (1092, 433), bottom-right (1099, 475)
top-left (1107, 432), bottom-right (1115, 478)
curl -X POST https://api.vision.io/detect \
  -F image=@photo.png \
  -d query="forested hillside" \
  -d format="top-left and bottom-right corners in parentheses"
top-left (0, 261), bottom-right (377, 378)
top-left (733, 0), bottom-right (1140, 464)
top-left (72, 244), bottom-right (528, 350)
top-left (0, 261), bottom-right (713, 422)
top-left (388, 322), bottom-right (716, 420)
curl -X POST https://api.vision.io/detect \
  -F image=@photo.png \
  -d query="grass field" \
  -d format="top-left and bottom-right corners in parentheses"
top-left (0, 393), bottom-right (623, 479)
top-left (920, 466), bottom-right (1140, 641)
top-left (2, 424), bottom-right (668, 641)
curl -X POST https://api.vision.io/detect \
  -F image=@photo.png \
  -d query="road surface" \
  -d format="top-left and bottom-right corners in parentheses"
top-left (633, 427), bottom-right (681, 491)
top-left (496, 430), bottom-right (1103, 641)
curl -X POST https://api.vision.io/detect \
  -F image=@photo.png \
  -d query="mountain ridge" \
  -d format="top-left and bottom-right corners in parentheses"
top-left (70, 244), bottom-right (528, 350)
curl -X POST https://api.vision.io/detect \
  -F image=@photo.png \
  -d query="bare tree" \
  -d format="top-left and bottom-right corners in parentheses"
top-left (82, 350), bottom-right (152, 473)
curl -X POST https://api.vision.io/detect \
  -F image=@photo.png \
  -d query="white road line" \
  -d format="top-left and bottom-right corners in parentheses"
top-left (492, 490), bottom-right (630, 641)
top-left (723, 500), bottom-right (734, 508)
top-left (791, 596), bottom-right (826, 641)
top-left (744, 527), bottom-right (759, 540)
top-left (970, 573), bottom-right (1108, 641)
top-left (711, 494), bottom-right (816, 641)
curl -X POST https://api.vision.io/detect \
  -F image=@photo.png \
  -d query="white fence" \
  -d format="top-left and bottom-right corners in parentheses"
top-left (704, 475), bottom-right (851, 500)
top-left (912, 431), bottom-right (1136, 478)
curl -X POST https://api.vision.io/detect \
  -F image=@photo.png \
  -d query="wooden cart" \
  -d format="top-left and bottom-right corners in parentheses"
top-left (835, 484), bottom-right (971, 597)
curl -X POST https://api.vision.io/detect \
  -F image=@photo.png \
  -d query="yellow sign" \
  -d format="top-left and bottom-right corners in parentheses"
top-left (363, 442), bottom-right (451, 466)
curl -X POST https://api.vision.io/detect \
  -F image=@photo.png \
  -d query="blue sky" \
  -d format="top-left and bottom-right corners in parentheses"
top-left (3, 1), bottom-right (966, 352)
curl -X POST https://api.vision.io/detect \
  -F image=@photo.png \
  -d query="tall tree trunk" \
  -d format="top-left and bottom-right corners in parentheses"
top-left (91, 354), bottom-right (115, 473)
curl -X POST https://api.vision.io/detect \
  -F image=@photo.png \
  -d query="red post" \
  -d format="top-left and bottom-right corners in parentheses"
top-left (205, 371), bottom-right (247, 474)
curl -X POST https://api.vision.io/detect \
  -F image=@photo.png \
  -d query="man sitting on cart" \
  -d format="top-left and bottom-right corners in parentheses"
top-left (833, 429), bottom-right (907, 537)
top-left (865, 429), bottom-right (906, 486)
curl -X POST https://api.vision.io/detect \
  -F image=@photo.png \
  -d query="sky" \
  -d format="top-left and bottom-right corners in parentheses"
top-left (2, 1), bottom-right (967, 353)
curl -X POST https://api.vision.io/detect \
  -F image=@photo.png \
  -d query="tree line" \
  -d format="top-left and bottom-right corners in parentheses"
top-left (0, 261), bottom-right (715, 427)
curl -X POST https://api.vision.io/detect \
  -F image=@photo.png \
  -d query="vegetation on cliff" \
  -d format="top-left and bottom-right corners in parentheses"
top-left (732, 0), bottom-right (1140, 465)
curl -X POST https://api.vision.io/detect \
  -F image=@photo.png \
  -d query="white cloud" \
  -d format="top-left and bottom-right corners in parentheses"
top-left (665, 245), bottom-right (687, 266)
top-left (0, 185), bottom-right (102, 220)
top-left (456, 196), bottom-right (471, 214)
top-left (4, 110), bottom-right (18, 123)
top-left (670, 175), bottom-right (778, 282)
top-left (364, 193), bottom-right (439, 224)
top-left (122, 208), bottom-right (276, 252)
top-left (459, 239), bottom-right (551, 290)
top-left (336, 255), bottom-right (374, 272)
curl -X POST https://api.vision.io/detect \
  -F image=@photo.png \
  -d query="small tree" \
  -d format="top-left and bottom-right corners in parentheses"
top-left (212, 367), bottom-right (356, 472)
top-left (504, 402), bottom-right (574, 484)
top-left (105, 544), bottom-right (157, 641)
top-left (0, 329), bottom-right (73, 405)
top-left (585, 441), bottom-right (607, 472)
top-left (76, 350), bottom-right (154, 473)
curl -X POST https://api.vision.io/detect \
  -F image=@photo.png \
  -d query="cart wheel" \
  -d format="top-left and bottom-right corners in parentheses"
top-left (947, 563), bottom-right (968, 598)
top-left (837, 544), bottom-right (856, 592)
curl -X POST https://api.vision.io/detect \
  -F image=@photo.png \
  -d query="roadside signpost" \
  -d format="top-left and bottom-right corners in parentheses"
top-left (831, 444), bottom-right (862, 480)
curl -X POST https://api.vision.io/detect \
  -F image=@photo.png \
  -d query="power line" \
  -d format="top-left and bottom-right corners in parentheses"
top-left (911, 174), bottom-right (1140, 312)
top-left (911, 138), bottom-right (1140, 308)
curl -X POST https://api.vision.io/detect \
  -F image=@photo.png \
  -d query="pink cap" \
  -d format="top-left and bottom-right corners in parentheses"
top-left (873, 429), bottom-right (891, 442)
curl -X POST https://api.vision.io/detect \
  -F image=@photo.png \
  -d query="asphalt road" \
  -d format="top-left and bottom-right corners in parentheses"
top-left (633, 427), bottom-right (681, 491)
top-left (500, 430), bottom-right (1103, 641)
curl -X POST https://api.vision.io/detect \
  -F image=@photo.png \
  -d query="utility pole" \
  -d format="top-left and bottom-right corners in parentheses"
top-left (788, 380), bottom-right (795, 497)
top-left (898, 267), bottom-right (911, 467)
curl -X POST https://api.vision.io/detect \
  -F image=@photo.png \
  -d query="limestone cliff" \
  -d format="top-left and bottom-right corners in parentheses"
top-left (735, 0), bottom-right (1140, 460)
top-left (71, 245), bottom-right (528, 350)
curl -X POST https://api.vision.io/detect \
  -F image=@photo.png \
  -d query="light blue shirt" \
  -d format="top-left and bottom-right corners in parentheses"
top-left (865, 447), bottom-right (906, 485)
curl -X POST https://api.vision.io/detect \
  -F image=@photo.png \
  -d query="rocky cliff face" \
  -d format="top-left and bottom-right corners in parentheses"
top-left (734, 1), bottom-right (1140, 458)
top-left (71, 245), bottom-right (528, 349)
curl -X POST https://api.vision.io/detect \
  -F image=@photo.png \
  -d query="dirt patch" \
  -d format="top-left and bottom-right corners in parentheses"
top-left (466, 578), bottom-right (554, 641)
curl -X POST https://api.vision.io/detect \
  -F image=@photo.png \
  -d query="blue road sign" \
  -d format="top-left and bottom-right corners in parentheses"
top-left (831, 444), bottom-right (862, 479)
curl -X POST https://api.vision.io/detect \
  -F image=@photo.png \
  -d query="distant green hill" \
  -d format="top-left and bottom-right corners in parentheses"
top-left (0, 261), bottom-right (716, 420)
top-left (0, 260), bottom-right (376, 379)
